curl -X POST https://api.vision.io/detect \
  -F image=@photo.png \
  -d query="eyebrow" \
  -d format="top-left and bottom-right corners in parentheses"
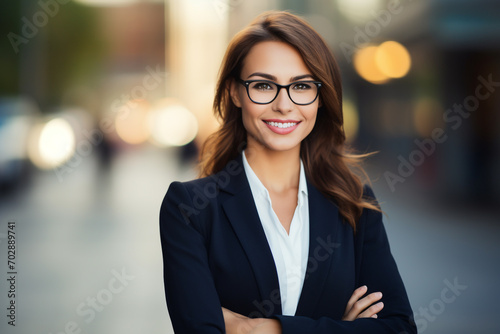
top-left (246, 72), bottom-right (315, 82)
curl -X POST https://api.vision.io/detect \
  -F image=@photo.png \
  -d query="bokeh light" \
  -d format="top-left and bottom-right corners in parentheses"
top-left (353, 45), bottom-right (390, 84)
top-left (28, 118), bottom-right (76, 169)
top-left (336, 0), bottom-right (383, 23)
top-left (114, 99), bottom-right (151, 145)
top-left (148, 99), bottom-right (198, 147)
top-left (375, 41), bottom-right (412, 78)
top-left (354, 41), bottom-right (412, 84)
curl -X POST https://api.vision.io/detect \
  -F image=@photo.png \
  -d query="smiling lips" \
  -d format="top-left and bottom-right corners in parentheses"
top-left (263, 119), bottom-right (301, 135)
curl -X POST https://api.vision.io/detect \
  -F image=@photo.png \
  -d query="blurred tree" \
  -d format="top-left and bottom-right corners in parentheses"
top-left (0, 1), bottom-right (21, 96)
top-left (45, 2), bottom-right (105, 108)
top-left (0, 0), bottom-right (105, 109)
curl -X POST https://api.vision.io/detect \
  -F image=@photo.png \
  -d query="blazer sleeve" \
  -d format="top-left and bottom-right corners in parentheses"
top-left (274, 186), bottom-right (417, 334)
top-left (159, 181), bottom-right (225, 334)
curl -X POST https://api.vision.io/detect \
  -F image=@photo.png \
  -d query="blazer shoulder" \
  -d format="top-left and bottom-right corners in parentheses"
top-left (162, 175), bottom-right (220, 212)
top-left (362, 184), bottom-right (377, 201)
top-left (169, 175), bottom-right (215, 191)
top-left (356, 184), bottom-right (384, 235)
top-left (162, 169), bottom-right (235, 212)
top-left (165, 172), bottom-right (231, 198)
top-left (360, 184), bottom-right (382, 214)
top-left (160, 176), bottom-right (222, 238)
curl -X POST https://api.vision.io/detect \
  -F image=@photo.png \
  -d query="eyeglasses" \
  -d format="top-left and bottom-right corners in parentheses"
top-left (237, 79), bottom-right (322, 105)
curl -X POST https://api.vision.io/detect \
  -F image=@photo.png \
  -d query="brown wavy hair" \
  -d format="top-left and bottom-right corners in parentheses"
top-left (199, 11), bottom-right (380, 231)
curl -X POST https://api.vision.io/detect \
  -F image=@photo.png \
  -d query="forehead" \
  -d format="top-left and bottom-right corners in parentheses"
top-left (241, 41), bottom-right (311, 80)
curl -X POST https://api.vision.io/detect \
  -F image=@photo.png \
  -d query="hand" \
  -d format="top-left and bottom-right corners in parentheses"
top-left (222, 307), bottom-right (253, 334)
top-left (342, 285), bottom-right (384, 321)
top-left (222, 307), bottom-right (281, 334)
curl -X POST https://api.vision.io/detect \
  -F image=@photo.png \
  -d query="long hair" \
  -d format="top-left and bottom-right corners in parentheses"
top-left (199, 11), bottom-right (380, 231)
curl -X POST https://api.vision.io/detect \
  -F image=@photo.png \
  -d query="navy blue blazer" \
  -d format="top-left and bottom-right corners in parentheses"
top-left (160, 154), bottom-right (416, 334)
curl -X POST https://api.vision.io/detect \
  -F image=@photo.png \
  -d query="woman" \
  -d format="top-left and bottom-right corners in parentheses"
top-left (160, 11), bottom-right (416, 334)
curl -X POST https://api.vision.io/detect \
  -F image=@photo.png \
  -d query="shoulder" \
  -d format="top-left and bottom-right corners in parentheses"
top-left (161, 160), bottom-right (244, 216)
top-left (360, 184), bottom-right (381, 215)
top-left (169, 154), bottom-right (247, 199)
top-left (356, 184), bottom-right (385, 238)
top-left (165, 166), bottom-right (239, 200)
top-left (160, 176), bottom-right (222, 238)
top-left (361, 184), bottom-right (377, 202)
top-left (162, 175), bottom-right (221, 214)
top-left (167, 175), bottom-right (219, 194)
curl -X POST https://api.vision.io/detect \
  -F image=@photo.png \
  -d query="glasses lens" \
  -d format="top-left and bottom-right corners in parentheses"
top-left (247, 81), bottom-right (319, 104)
top-left (248, 81), bottom-right (278, 104)
top-left (289, 81), bottom-right (318, 105)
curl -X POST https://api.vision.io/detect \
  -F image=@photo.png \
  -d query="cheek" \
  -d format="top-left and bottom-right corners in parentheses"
top-left (241, 104), bottom-right (264, 129)
top-left (241, 112), bottom-right (252, 132)
top-left (303, 107), bottom-right (319, 129)
top-left (241, 111), bottom-right (257, 135)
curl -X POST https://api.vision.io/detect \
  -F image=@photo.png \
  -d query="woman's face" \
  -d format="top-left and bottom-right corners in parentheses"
top-left (230, 41), bottom-right (319, 153)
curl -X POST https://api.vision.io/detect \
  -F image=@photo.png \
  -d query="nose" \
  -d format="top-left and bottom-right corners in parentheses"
top-left (272, 86), bottom-right (293, 113)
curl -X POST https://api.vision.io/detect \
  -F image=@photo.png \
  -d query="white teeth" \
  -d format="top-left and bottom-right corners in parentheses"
top-left (265, 121), bottom-right (297, 129)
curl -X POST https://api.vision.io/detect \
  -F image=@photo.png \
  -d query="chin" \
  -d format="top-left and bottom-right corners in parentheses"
top-left (262, 138), bottom-right (302, 152)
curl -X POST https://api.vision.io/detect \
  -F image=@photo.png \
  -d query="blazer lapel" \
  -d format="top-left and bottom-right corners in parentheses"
top-left (295, 181), bottom-right (344, 316)
top-left (219, 154), bottom-right (283, 315)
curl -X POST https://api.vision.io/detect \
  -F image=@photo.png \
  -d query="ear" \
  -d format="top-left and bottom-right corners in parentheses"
top-left (229, 79), bottom-right (242, 108)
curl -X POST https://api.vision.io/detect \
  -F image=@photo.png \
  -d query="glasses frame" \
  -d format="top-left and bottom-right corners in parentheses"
top-left (237, 78), bottom-right (322, 105)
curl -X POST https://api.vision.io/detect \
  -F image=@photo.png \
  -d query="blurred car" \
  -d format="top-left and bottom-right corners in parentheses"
top-left (0, 97), bottom-right (39, 191)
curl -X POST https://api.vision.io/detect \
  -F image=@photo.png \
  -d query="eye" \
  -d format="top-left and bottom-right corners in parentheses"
top-left (251, 82), bottom-right (275, 91)
top-left (292, 82), bottom-right (313, 91)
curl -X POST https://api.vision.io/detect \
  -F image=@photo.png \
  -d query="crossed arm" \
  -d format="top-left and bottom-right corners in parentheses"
top-left (222, 285), bottom-right (384, 334)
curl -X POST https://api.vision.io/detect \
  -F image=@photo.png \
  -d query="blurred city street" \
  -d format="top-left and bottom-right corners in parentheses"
top-left (0, 147), bottom-right (188, 334)
top-left (1, 0), bottom-right (499, 333)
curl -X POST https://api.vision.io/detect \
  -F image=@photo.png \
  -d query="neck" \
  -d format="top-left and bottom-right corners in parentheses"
top-left (244, 142), bottom-right (301, 194)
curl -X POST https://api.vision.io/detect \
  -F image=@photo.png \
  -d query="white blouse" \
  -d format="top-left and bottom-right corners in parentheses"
top-left (242, 150), bottom-right (310, 316)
